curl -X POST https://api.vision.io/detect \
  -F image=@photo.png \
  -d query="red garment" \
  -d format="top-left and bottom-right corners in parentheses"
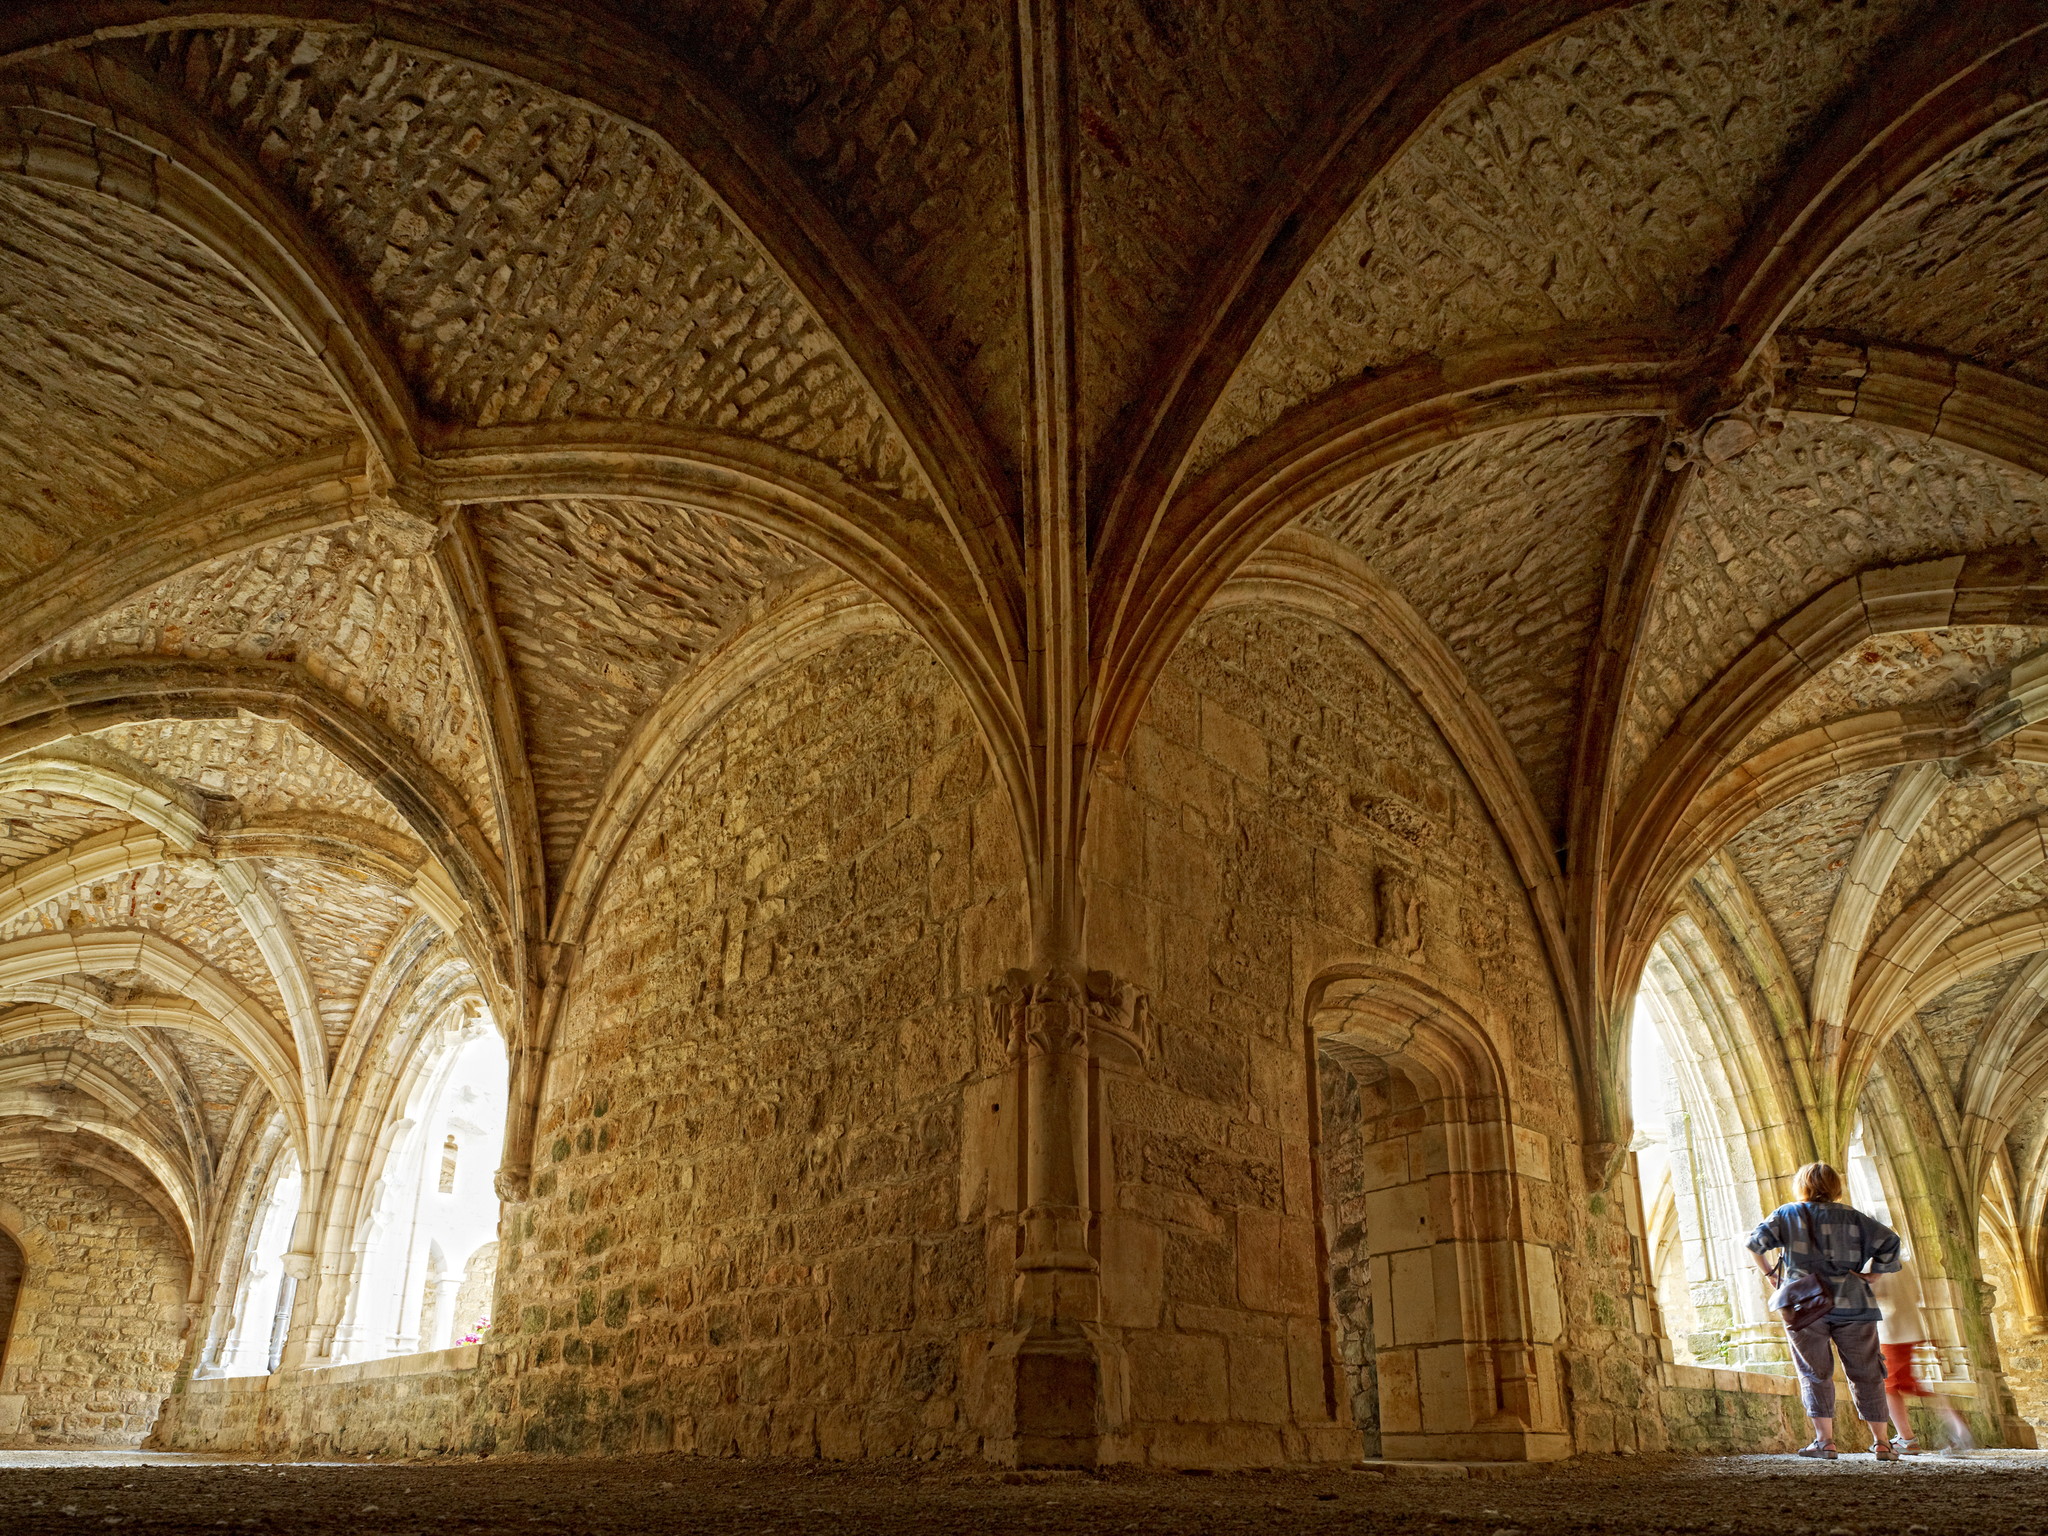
top-left (1883, 1340), bottom-right (1927, 1396)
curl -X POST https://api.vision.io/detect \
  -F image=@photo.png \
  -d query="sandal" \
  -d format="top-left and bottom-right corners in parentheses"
top-left (1796, 1438), bottom-right (1838, 1459)
top-left (1890, 1437), bottom-right (1921, 1455)
top-left (1871, 1438), bottom-right (1899, 1461)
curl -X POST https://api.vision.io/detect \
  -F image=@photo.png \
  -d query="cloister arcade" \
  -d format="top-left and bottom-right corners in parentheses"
top-left (0, 0), bottom-right (2046, 1472)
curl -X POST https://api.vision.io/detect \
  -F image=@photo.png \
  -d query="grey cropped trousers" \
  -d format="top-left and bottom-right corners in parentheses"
top-left (1785, 1315), bottom-right (1888, 1422)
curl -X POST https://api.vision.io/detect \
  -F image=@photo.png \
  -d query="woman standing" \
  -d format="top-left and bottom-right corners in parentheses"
top-left (1746, 1161), bottom-right (1903, 1460)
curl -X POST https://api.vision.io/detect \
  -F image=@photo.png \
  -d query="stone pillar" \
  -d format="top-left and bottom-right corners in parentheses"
top-left (276, 1253), bottom-right (315, 1376)
top-left (987, 967), bottom-right (1155, 1465)
top-left (994, 967), bottom-right (1101, 1466)
top-left (422, 1272), bottom-right (461, 1354)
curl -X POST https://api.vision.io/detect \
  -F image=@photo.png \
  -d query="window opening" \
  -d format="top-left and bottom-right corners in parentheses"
top-left (1630, 931), bottom-right (1782, 1371)
top-left (218, 1152), bottom-right (301, 1377)
top-left (335, 1015), bottom-right (507, 1362)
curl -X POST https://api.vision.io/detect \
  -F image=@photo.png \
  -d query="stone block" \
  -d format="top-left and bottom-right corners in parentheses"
top-left (1385, 1248), bottom-right (1439, 1347)
top-left (1525, 1244), bottom-right (1563, 1343)
top-left (1227, 1333), bottom-right (1291, 1424)
top-left (1376, 1348), bottom-right (1420, 1435)
top-left (1359, 1135), bottom-right (1411, 1193)
top-left (1128, 1333), bottom-right (1229, 1424)
top-left (1200, 701), bottom-right (1268, 785)
top-left (1100, 1213), bottom-right (1164, 1330)
top-left (828, 1242), bottom-right (914, 1334)
top-left (1278, 1218), bottom-right (1321, 1316)
top-left (1364, 1182), bottom-right (1433, 1254)
top-left (1235, 1208), bottom-right (1282, 1312)
top-left (1288, 1315), bottom-right (1335, 1425)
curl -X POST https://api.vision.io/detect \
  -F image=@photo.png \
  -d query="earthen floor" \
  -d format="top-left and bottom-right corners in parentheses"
top-left (0, 1451), bottom-right (2043, 1534)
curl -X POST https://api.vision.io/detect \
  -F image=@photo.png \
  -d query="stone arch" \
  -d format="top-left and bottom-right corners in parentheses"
top-left (0, 1227), bottom-right (23, 1379)
top-left (1304, 962), bottom-right (1567, 1462)
top-left (0, 1196), bottom-right (55, 1395)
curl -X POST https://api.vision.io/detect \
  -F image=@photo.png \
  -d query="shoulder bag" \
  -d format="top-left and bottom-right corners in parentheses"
top-left (1769, 1201), bottom-right (1835, 1330)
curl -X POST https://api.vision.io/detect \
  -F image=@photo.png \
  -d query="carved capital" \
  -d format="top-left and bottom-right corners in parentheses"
top-left (1083, 969), bottom-right (1154, 1070)
top-left (987, 967), bottom-right (1155, 1069)
top-left (280, 1251), bottom-right (317, 1282)
top-left (494, 1164), bottom-right (532, 1204)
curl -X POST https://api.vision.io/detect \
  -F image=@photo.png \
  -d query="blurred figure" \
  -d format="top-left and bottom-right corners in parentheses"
top-left (1871, 1263), bottom-right (1975, 1456)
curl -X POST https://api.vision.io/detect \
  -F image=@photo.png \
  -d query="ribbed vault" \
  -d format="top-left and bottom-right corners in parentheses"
top-left (2, 0), bottom-right (2048, 1463)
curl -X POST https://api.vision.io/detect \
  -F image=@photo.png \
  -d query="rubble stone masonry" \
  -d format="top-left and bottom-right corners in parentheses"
top-left (0, 1160), bottom-right (189, 1447)
top-left (481, 628), bottom-right (1026, 1458)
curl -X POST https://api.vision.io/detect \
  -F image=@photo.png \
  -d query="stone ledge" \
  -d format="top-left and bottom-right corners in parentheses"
top-left (1665, 1363), bottom-right (1981, 1399)
top-left (1666, 1364), bottom-right (1797, 1396)
top-left (305, 1346), bottom-right (481, 1386)
top-left (182, 1346), bottom-right (481, 1396)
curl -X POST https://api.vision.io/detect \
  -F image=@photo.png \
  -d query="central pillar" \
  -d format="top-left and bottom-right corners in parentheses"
top-left (1013, 967), bottom-right (1100, 1464)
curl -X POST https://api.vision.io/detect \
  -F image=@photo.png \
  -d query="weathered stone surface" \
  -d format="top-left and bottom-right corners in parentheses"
top-left (259, 858), bottom-right (416, 1039)
top-left (619, 0), bottom-right (1026, 470)
top-left (1915, 957), bottom-right (2027, 1090)
top-left (51, 526), bottom-right (500, 855)
top-left (0, 1155), bottom-right (188, 1447)
top-left (1100, 605), bottom-right (1653, 1458)
top-left (161, 1032), bottom-right (257, 1148)
top-left (0, 863), bottom-right (288, 1024)
top-left (470, 499), bottom-right (812, 886)
top-left (1075, 0), bottom-right (1391, 462)
top-left (0, 178), bottom-right (353, 585)
top-left (146, 28), bottom-right (924, 499)
top-left (488, 628), bottom-right (1023, 1458)
top-left (1194, 0), bottom-right (1916, 474)
top-left (153, 1348), bottom-right (483, 1458)
top-left (0, 793), bottom-right (132, 879)
top-left (9, 0), bottom-right (2048, 1467)
top-left (1737, 625), bottom-right (2044, 763)
top-left (1724, 765), bottom-right (1895, 992)
top-left (1622, 419), bottom-right (2048, 794)
top-left (1797, 103), bottom-right (2048, 388)
top-left (94, 718), bottom-right (410, 841)
top-left (1869, 760), bottom-right (2048, 941)
top-left (1298, 416), bottom-right (1650, 828)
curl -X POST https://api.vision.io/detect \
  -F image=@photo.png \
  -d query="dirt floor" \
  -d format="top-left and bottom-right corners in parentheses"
top-left (0, 1450), bottom-right (2045, 1535)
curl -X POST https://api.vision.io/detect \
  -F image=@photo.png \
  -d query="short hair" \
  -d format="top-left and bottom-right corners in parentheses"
top-left (1794, 1162), bottom-right (1845, 1203)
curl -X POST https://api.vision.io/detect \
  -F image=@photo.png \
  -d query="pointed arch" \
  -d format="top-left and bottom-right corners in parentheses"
top-left (1305, 962), bottom-right (1568, 1461)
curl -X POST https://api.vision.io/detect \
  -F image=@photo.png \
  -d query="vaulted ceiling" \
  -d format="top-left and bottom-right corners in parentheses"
top-left (3, 0), bottom-right (2048, 1284)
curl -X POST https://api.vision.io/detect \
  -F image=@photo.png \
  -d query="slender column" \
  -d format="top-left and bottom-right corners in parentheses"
top-left (1006, 0), bottom-right (1102, 1468)
top-left (1018, 970), bottom-right (1095, 1313)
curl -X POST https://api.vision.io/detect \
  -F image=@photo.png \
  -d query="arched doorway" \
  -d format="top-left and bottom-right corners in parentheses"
top-left (1308, 966), bottom-right (1569, 1461)
top-left (0, 1228), bottom-right (22, 1377)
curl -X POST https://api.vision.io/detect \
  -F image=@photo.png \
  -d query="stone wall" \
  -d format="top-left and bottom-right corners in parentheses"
top-left (140, 601), bottom-right (1867, 1465)
top-left (1085, 604), bottom-right (1662, 1461)
top-left (478, 626), bottom-right (1027, 1458)
top-left (0, 1162), bottom-right (190, 1447)
top-left (152, 1347), bottom-right (482, 1459)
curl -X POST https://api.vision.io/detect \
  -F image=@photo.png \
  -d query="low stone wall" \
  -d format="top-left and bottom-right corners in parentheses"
top-left (149, 1346), bottom-right (484, 1459)
top-left (154, 1349), bottom-right (2009, 1463)
top-left (1659, 1364), bottom-right (1806, 1453)
top-left (1657, 1364), bottom-right (2014, 1455)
